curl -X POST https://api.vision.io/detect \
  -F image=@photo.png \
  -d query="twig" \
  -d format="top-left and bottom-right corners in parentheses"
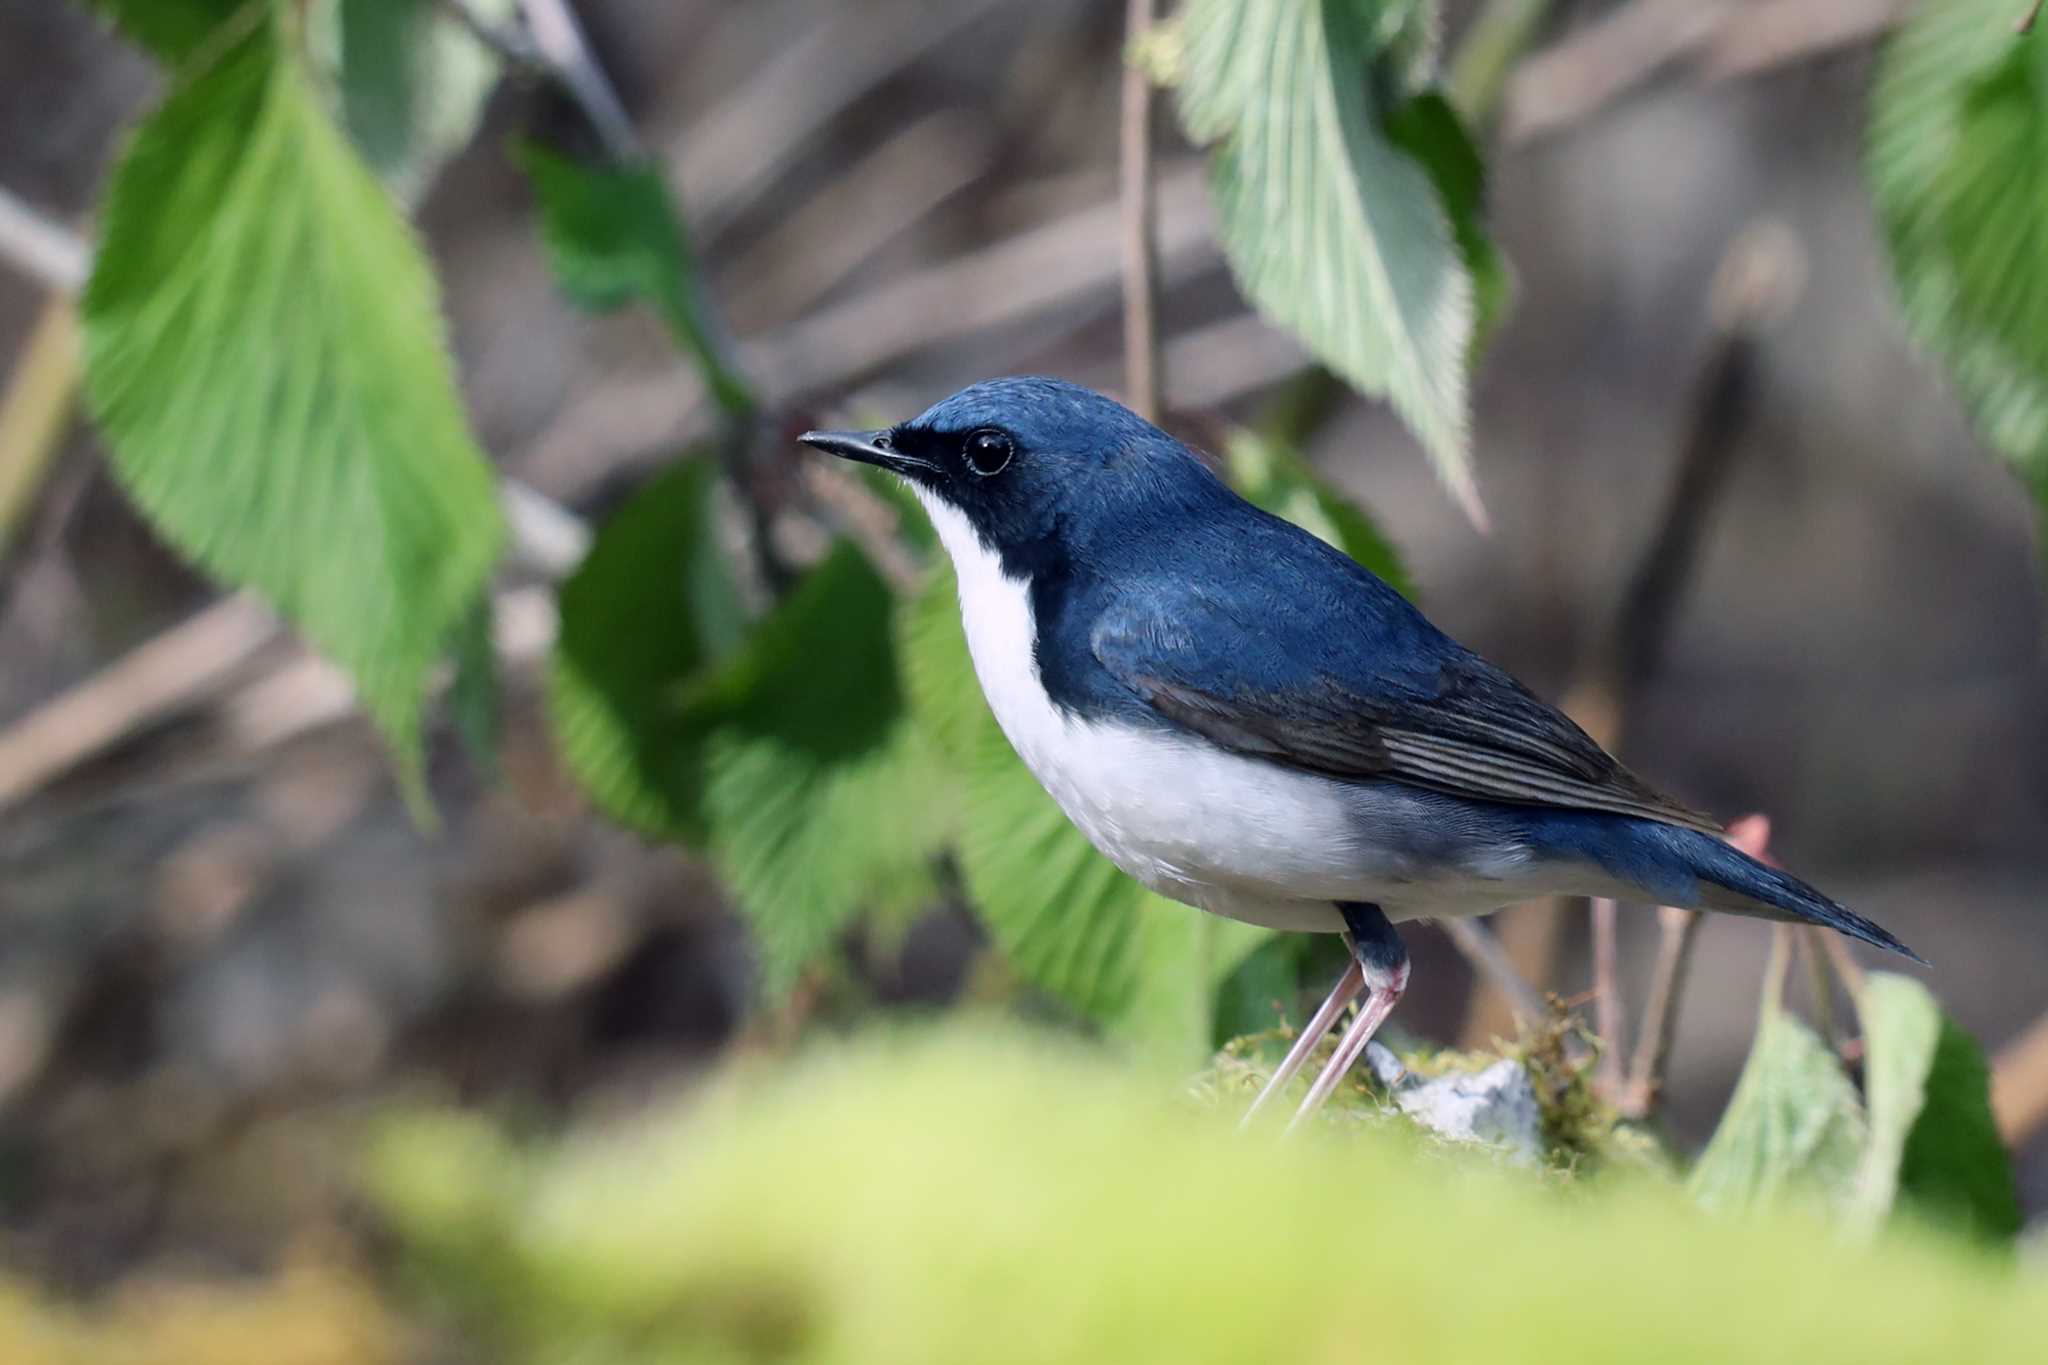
top-left (1448, 0), bottom-right (1557, 129)
top-left (2023, 1), bottom-right (2046, 36)
top-left (1619, 906), bottom-right (1702, 1118)
top-left (438, 0), bottom-right (546, 71)
top-left (1591, 898), bottom-right (1626, 1096)
top-left (724, 112), bottom-right (992, 329)
top-left (513, 164), bottom-right (1216, 490)
top-left (1119, 0), bottom-right (1164, 422)
top-left (1990, 1008), bottom-right (2048, 1145)
top-left (516, 0), bottom-right (638, 161)
top-left (0, 185), bottom-right (87, 293)
top-left (0, 299), bottom-right (80, 555)
top-left (665, 0), bottom-right (1011, 242)
top-left (0, 595), bottom-right (281, 812)
top-left (1619, 812), bottom-right (1771, 1118)
top-left (1439, 918), bottom-right (1550, 1031)
top-left (1504, 0), bottom-right (1911, 144)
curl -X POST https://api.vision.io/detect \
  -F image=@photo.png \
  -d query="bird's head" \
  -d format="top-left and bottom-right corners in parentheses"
top-left (800, 377), bottom-right (1214, 569)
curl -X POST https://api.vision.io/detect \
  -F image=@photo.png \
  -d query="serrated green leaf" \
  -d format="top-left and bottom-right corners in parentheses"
top-left (1870, 10), bottom-right (2048, 516)
top-left (548, 458), bottom-right (744, 842)
top-left (1687, 947), bottom-right (1866, 1216)
top-left (1385, 90), bottom-right (1511, 365)
top-left (81, 25), bottom-right (504, 788)
top-left (1852, 973), bottom-right (2020, 1243)
top-left (683, 544), bottom-right (953, 994)
top-left (1176, 0), bottom-right (1483, 521)
top-left (83, 0), bottom-right (249, 63)
top-left (515, 143), bottom-right (753, 417)
top-left (1225, 425), bottom-right (1412, 597)
top-left (326, 0), bottom-right (514, 203)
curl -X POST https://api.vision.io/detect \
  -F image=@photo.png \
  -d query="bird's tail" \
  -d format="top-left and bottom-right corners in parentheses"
top-left (1666, 825), bottom-right (1925, 965)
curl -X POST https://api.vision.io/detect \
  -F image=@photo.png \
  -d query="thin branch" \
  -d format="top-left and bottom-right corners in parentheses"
top-left (0, 595), bottom-right (281, 812)
top-left (438, 0), bottom-right (546, 72)
top-left (1620, 812), bottom-right (1770, 1118)
top-left (517, 0), bottom-right (640, 161)
top-left (0, 299), bottom-right (80, 554)
top-left (1448, 0), bottom-right (1558, 129)
top-left (2023, 1), bottom-right (2046, 37)
top-left (0, 185), bottom-right (87, 293)
top-left (1591, 897), bottom-right (1626, 1096)
top-left (1991, 1008), bottom-right (2048, 1145)
top-left (1119, 0), bottom-right (1164, 423)
top-left (1618, 907), bottom-right (1700, 1118)
top-left (1504, 0), bottom-right (1911, 145)
top-left (1439, 918), bottom-right (1551, 1032)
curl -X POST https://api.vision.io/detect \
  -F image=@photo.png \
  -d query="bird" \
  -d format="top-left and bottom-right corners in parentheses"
top-left (800, 376), bottom-right (1922, 1129)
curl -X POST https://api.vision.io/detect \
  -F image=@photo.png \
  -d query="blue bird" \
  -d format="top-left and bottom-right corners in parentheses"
top-left (801, 377), bottom-right (1921, 1127)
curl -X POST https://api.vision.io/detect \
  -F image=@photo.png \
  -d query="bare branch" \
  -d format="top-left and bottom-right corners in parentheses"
top-left (1591, 897), bottom-right (1626, 1097)
top-left (517, 0), bottom-right (640, 161)
top-left (1119, 0), bottom-right (1164, 423)
top-left (1505, 0), bottom-right (1912, 146)
top-left (0, 184), bottom-right (87, 294)
top-left (1991, 1008), bottom-right (2048, 1145)
top-left (1439, 918), bottom-right (1551, 1032)
top-left (1620, 812), bottom-right (1771, 1118)
top-left (2022, 1), bottom-right (2046, 37)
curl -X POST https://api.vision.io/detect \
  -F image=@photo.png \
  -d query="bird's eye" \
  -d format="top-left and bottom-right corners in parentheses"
top-left (964, 429), bottom-right (1013, 476)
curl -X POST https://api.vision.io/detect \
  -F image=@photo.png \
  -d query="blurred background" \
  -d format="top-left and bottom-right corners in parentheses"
top-left (1, 0), bottom-right (2043, 1311)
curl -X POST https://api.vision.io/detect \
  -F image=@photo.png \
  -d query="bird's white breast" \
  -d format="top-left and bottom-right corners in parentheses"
top-left (914, 490), bottom-right (1426, 932)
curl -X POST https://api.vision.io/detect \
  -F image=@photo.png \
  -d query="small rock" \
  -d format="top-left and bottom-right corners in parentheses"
top-left (1374, 1053), bottom-right (1545, 1165)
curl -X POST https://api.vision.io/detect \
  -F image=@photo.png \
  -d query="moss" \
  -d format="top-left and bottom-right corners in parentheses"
top-left (370, 1024), bottom-right (2047, 1364)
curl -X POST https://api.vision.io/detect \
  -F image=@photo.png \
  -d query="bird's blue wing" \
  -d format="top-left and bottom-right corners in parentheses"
top-left (1088, 549), bottom-right (1719, 834)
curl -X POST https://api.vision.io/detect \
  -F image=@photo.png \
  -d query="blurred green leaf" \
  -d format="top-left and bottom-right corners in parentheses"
top-left (373, 1028), bottom-right (2048, 1365)
top-left (548, 458), bottom-right (744, 843)
top-left (1869, 9), bottom-right (2048, 517)
top-left (1687, 950), bottom-right (1866, 1216)
top-left (81, 25), bottom-right (504, 790)
top-left (1852, 973), bottom-right (2021, 1244)
top-left (1225, 425), bottom-right (1412, 598)
top-left (515, 143), bottom-right (754, 416)
top-left (448, 595), bottom-right (500, 778)
top-left (683, 544), bottom-right (952, 994)
top-left (83, 0), bottom-right (247, 62)
top-left (327, 0), bottom-right (515, 203)
top-left (1176, 0), bottom-right (1485, 521)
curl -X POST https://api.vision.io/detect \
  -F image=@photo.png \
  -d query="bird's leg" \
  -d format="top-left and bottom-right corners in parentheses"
top-left (1285, 903), bottom-right (1409, 1133)
top-left (1238, 953), bottom-right (1364, 1127)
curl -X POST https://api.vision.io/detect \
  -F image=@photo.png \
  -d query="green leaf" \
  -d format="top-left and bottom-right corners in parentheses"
top-left (83, 0), bottom-right (249, 63)
top-left (1176, 0), bottom-right (1485, 521)
top-left (548, 458), bottom-right (745, 843)
top-left (900, 555), bottom-right (1265, 1061)
top-left (448, 595), bottom-right (500, 778)
top-left (1687, 945), bottom-right (1866, 1217)
top-left (515, 143), bottom-right (754, 417)
top-left (683, 544), bottom-right (953, 994)
top-left (1225, 425), bottom-right (1412, 598)
top-left (1385, 90), bottom-right (1511, 365)
top-left (1869, 10), bottom-right (2048, 516)
top-left (327, 0), bottom-right (515, 203)
top-left (81, 25), bottom-right (504, 789)
top-left (1851, 973), bottom-right (2021, 1243)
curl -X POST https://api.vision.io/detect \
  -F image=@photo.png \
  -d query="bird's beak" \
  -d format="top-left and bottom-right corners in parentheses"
top-left (797, 428), bottom-right (938, 478)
